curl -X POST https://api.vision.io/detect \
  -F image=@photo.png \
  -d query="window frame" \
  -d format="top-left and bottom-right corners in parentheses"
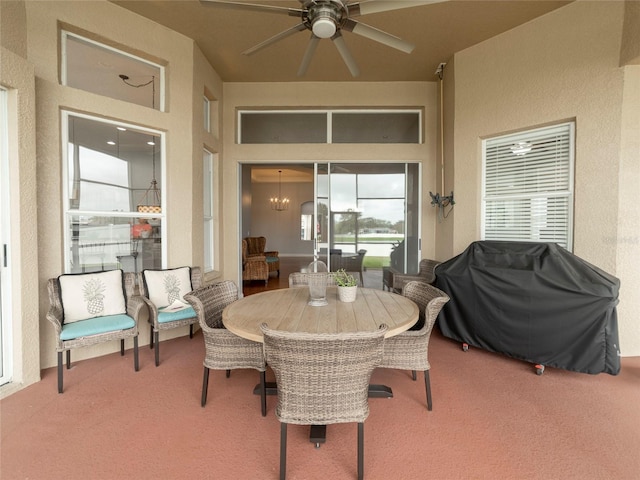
top-left (481, 122), bottom-right (575, 251)
top-left (203, 148), bottom-right (215, 272)
top-left (237, 108), bottom-right (423, 144)
top-left (61, 110), bottom-right (166, 273)
top-left (61, 30), bottom-right (166, 112)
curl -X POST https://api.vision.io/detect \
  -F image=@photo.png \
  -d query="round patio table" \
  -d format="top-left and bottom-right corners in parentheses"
top-left (223, 286), bottom-right (419, 446)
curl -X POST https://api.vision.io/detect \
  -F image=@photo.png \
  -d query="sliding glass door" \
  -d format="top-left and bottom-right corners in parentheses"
top-left (313, 163), bottom-right (421, 274)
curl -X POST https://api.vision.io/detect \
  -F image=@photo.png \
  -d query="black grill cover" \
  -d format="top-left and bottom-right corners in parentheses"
top-left (435, 241), bottom-right (620, 375)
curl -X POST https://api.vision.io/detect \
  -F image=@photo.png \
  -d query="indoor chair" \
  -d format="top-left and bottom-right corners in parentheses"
top-left (184, 281), bottom-right (267, 415)
top-left (46, 269), bottom-right (143, 393)
top-left (261, 323), bottom-right (387, 480)
top-left (245, 236), bottom-right (280, 276)
top-left (242, 239), bottom-right (269, 285)
top-left (138, 266), bottom-right (202, 366)
top-left (380, 281), bottom-right (449, 410)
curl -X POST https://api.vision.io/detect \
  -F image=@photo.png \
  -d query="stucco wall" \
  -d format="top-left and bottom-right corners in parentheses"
top-left (222, 81), bottom-right (439, 286)
top-left (449, 0), bottom-right (639, 355)
top-left (0, 45), bottom-right (40, 396)
top-left (24, 1), bottom-right (205, 369)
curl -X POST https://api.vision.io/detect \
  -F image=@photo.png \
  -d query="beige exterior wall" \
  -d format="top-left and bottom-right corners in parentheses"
top-left (20, 0), bottom-right (216, 372)
top-left (222, 81), bottom-right (439, 286)
top-left (1, 8), bottom-right (40, 396)
top-left (448, 0), bottom-right (639, 355)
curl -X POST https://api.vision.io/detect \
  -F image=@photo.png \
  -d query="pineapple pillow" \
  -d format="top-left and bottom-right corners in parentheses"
top-left (142, 267), bottom-right (193, 309)
top-left (58, 270), bottom-right (127, 323)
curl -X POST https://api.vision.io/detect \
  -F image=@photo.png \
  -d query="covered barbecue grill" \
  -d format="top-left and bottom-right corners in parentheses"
top-left (435, 241), bottom-right (620, 375)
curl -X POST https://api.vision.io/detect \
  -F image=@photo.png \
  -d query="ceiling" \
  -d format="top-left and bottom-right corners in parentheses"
top-left (110, 0), bottom-right (571, 83)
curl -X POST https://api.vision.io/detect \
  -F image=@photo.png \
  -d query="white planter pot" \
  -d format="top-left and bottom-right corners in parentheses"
top-left (338, 285), bottom-right (357, 303)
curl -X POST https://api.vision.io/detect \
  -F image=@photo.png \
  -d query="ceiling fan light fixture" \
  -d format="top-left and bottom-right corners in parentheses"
top-left (312, 17), bottom-right (337, 38)
top-left (309, 3), bottom-right (341, 39)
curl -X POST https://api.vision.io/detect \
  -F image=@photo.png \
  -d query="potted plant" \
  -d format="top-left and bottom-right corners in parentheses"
top-left (335, 268), bottom-right (358, 302)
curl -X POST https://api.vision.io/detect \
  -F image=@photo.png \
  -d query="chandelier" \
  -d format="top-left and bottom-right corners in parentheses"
top-left (270, 170), bottom-right (290, 211)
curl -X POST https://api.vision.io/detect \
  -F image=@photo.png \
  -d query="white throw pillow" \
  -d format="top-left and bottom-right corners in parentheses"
top-left (143, 267), bottom-right (193, 308)
top-left (58, 270), bottom-right (127, 323)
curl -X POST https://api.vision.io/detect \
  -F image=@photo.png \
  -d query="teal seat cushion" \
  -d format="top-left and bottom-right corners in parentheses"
top-left (158, 305), bottom-right (196, 324)
top-left (60, 314), bottom-right (135, 341)
top-left (266, 256), bottom-right (278, 264)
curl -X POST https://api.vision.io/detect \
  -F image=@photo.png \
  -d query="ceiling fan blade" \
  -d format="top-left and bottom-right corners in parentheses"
top-left (201, 0), bottom-right (303, 17)
top-left (297, 35), bottom-right (320, 76)
top-left (331, 33), bottom-right (360, 77)
top-left (243, 23), bottom-right (307, 56)
top-left (348, 0), bottom-right (446, 17)
top-left (343, 19), bottom-right (415, 54)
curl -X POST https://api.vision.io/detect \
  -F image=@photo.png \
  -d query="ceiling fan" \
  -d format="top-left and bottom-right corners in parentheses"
top-left (201, 0), bottom-right (445, 77)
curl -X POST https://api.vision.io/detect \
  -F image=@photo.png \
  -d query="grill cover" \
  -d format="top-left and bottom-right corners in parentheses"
top-left (435, 241), bottom-right (620, 375)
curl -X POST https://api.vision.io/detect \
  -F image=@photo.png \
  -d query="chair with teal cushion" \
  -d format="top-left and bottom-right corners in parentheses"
top-left (46, 270), bottom-right (144, 393)
top-left (138, 266), bottom-right (202, 366)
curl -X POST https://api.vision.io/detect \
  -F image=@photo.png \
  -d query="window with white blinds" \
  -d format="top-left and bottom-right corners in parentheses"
top-left (482, 122), bottom-right (574, 250)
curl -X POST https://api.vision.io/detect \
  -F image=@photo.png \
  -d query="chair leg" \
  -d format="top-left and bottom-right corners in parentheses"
top-left (412, 370), bottom-right (417, 381)
top-left (260, 370), bottom-right (267, 417)
top-left (357, 422), bottom-right (364, 480)
top-left (201, 367), bottom-right (210, 407)
top-left (154, 331), bottom-right (160, 366)
top-left (149, 326), bottom-right (154, 349)
top-left (360, 271), bottom-right (364, 287)
top-left (280, 423), bottom-right (287, 480)
top-left (120, 339), bottom-right (125, 356)
top-left (424, 370), bottom-right (432, 411)
top-left (66, 350), bottom-right (71, 369)
top-left (226, 369), bottom-right (231, 378)
top-left (57, 351), bottom-right (63, 394)
top-left (133, 336), bottom-right (139, 372)
top-left (189, 324), bottom-right (194, 339)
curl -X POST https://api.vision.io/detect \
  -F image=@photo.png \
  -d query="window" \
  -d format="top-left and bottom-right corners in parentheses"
top-left (61, 30), bottom-right (164, 111)
top-left (482, 122), bottom-right (574, 250)
top-left (203, 149), bottom-right (215, 272)
top-left (63, 112), bottom-right (164, 274)
top-left (203, 96), bottom-right (211, 133)
top-left (238, 109), bottom-right (421, 144)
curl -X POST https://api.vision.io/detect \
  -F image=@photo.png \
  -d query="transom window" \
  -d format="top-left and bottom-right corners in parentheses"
top-left (482, 122), bottom-right (575, 250)
top-left (238, 109), bottom-right (422, 144)
top-left (61, 30), bottom-right (165, 111)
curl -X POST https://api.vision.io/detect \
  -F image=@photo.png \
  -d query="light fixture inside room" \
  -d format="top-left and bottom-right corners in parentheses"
top-left (270, 170), bottom-right (290, 211)
top-left (511, 141), bottom-right (533, 156)
top-left (120, 73), bottom-right (161, 214)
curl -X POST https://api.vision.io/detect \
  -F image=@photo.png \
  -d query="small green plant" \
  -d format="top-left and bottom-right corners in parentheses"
top-left (335, 268), bottom-right (358, 287)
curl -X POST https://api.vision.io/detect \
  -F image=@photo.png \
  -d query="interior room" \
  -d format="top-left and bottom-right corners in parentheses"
top-left (1, 1), bottom-right (639, 478)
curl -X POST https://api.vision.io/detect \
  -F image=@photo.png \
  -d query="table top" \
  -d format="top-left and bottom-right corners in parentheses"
top-left (223, 287), bottom-right (419, 343)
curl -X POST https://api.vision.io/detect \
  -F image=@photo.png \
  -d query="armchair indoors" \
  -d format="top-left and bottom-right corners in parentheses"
top-left (244, 236), bottom-right (280, 276)
top-left (242, 239), bottom-right (269, 285)
top-left (138, 266), bottom-right (202, 366)
top-left (46, 269), bottom-right (143, 393)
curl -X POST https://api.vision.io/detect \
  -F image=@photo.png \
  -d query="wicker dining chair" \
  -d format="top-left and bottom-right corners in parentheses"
top-left (184, 281), bottom-right (267, 415)
top-left (261, 323), bottom-right (387, 480)
top-left (46, 270), bottom-right (144, 393)
top-left (380, 281), bottom-right (450, 411)
top-left (388, 258), bottom-right (440, 293)
top-left (288, 271), bottom-right (337, 288)
top-left (137, 266), bottom-right (202, 366)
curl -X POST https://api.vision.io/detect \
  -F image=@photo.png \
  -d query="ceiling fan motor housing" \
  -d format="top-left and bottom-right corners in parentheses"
top-left (306, 0), bottom-right (347, 38)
